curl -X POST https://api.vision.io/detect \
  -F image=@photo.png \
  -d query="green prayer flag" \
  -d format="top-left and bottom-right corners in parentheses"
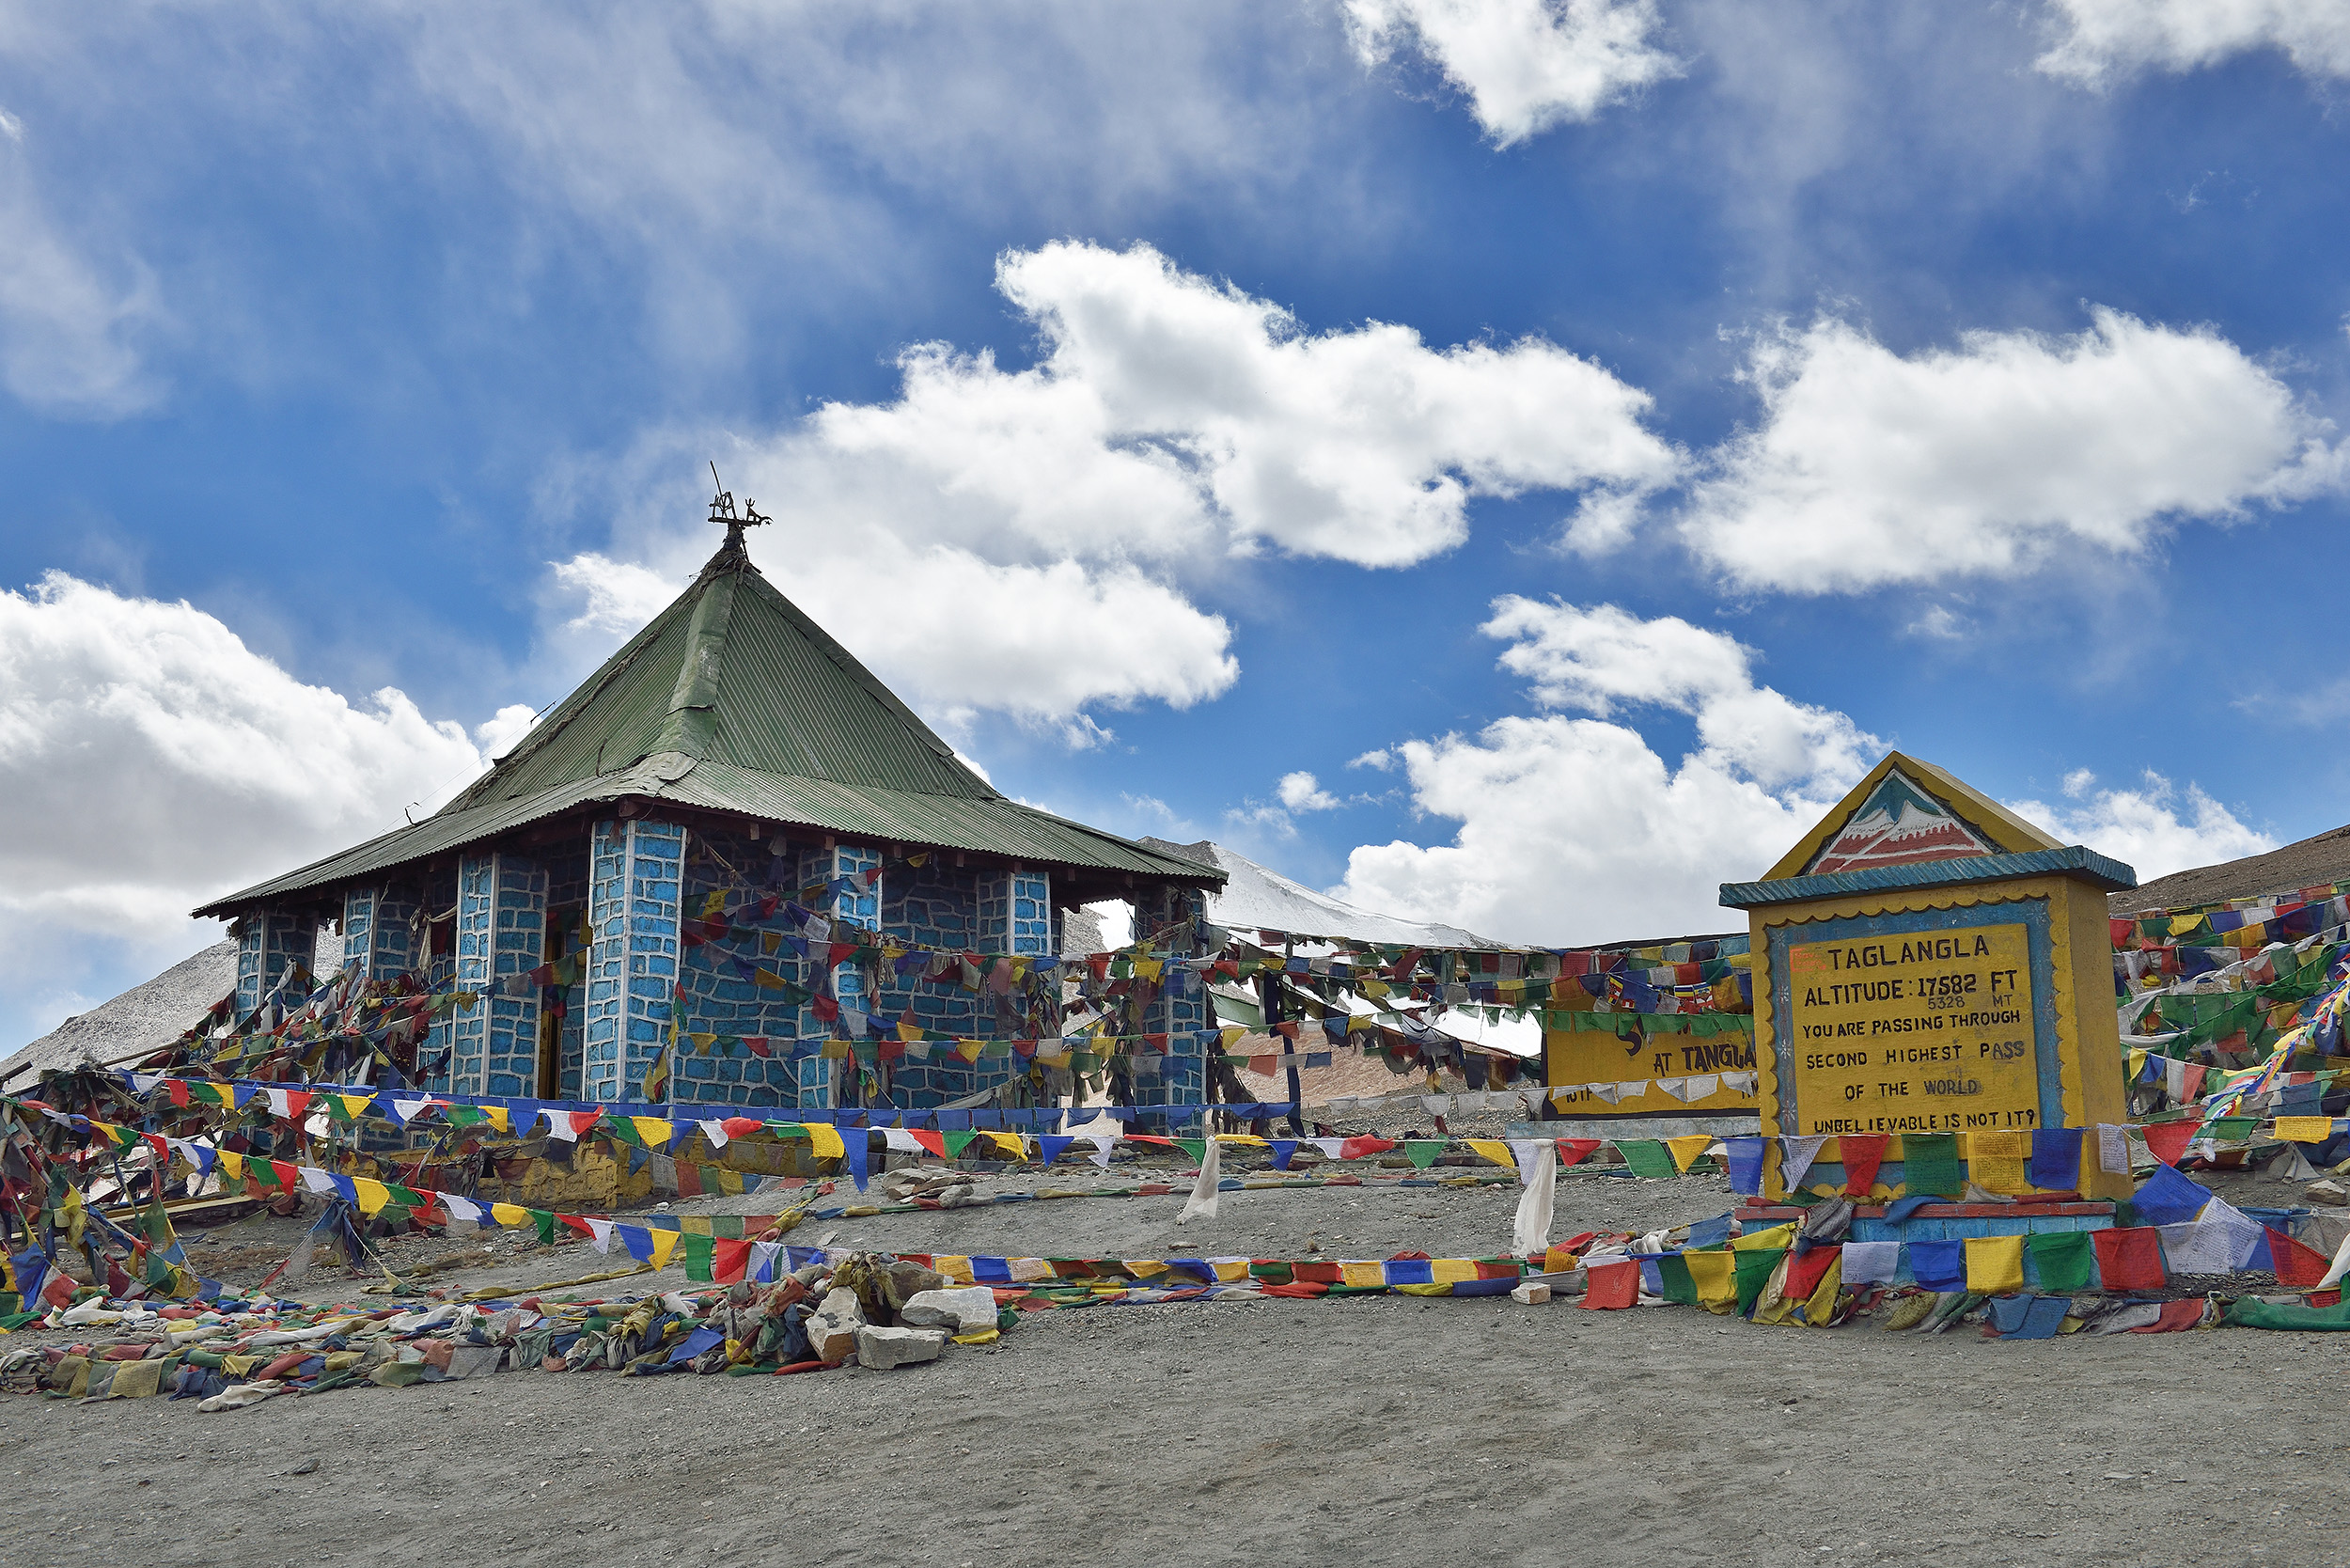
top-left (1615, 1139), bottom-right (1680, 1180)
top-left (2027, 1231), bottom-right (2095, 1293)
top-left (1174, 1138), bottom-right (1205, 1164)
top-left (1734, 1247), bottom-right (1785, 1314)
top-left (446, 1105), bottom-right (486, 1127)
top-left (1403, 1140), bottom-right (1445, 1169)
top-left (943, 1131), bottom-right (979, 1158)
top-left (681, 1232), bottom-right (715, 1283)
top-left (1657, 1253), bottom-right (1698, 1306)
top-left (1901, 1133), bottom-right (1964, 1198)
top-left (531, 1209), bottom-right (557, 1246)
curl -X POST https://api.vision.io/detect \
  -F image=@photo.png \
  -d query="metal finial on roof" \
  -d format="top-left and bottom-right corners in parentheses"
top-left (707, 462), bottom-right (769, 561)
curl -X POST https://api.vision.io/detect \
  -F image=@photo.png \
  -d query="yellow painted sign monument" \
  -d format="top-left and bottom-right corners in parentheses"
top-left (1720, 753), bottom-right (2137, 1202)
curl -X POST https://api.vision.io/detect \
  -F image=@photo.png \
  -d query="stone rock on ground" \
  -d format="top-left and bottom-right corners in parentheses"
top-left (854, 1325), bottom-right (946, 1371)
top-left (899, 1286), bottom-right (999, 1334)
top-left (809, 1288), bottom-right (866, 1364)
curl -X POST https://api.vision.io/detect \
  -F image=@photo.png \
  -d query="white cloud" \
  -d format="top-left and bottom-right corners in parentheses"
top-left (473, 703), bottom-right (541, 761)
top-left (568, 241), bottom-right (1669, 733)
top-left (2038, 0), bottom-right (2350, 83)
top-left (1277, 771), bottom-right (1342, 811)
top-left (1343, 0), bottom-right (1681, 145)
top-left (2008, 771), bottom-right (2274, 880)
top-left (0, 115), bottom-right (160, 417)
top-left (1338, 601), bottom-right (1876, 941)
top-left (1681, 309), bottom-right (2342, 594)
top-left (1484, 597), bottom-right (1874, 787)
top-left (0, 572), bottom-right (494, 1042)
top-left (1349, 748), bottom-right (1396, 771)
top-left (548, 554), bottom-right (679, 637)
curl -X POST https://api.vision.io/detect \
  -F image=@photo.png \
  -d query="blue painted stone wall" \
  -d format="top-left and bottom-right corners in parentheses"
top-left (783, 841), bottom-right (882, 1109)
top-left (585, 818), bottom-right (682, 1103)
top-left (447, 853), bottom-right (547, 1096)
top-left (340, 885), bottom-right (420, 980)
top-left (417, 868), bottom-right (460, 1090)
top-left (235, 909), bottom-right (315, 1018)
top-left (670, 824), bottom-right (803, 1107)
top-left (1135, 886), bottom-right (1209, 1131)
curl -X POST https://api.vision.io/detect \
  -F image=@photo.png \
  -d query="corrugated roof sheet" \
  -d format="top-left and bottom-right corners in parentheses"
top-left (196, 541), bottom-right (1217, 915)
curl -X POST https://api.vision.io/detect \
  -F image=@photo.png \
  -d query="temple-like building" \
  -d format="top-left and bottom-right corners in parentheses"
top-left (194, 506), bottom-right (1221, 1114)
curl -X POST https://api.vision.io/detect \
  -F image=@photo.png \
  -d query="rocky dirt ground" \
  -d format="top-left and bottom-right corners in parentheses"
top-left (2, 1162), bottom-right (2344, 1568)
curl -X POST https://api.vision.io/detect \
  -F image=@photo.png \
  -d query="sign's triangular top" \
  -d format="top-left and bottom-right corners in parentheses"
top-left (1765, 752), bottom-right (2066, 882)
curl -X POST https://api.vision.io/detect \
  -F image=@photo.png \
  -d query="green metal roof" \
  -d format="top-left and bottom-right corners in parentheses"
top-left (195, 540), bottom-right (1218, 915)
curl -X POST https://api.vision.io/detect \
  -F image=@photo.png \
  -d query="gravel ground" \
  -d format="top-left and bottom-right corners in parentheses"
top-left (4, 1165), bottom-right (2345, 1568)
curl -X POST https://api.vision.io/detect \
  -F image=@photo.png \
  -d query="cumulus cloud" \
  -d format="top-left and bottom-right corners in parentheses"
top-left (1339, 600), bottom-right (1876, 941)
top-left (0, 572), bottom-right (494, 1042)
top-left (1277, 771), bottom-right (1342, 811)
top-left (1343, 0), bottom-right (1681, 144)
top-left (2038, 0), bottom-right (2350, 83)
top-left (0, 112), bottom-right (160, 417)
top-left (2008, 770), bottom-right (2274, 880)
top-left (1680, 309), bottom-right (2342, 594)
top-left (566, 241), bottom-right (1669, 734)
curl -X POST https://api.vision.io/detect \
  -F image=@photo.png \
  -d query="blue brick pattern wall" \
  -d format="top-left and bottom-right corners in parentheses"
top-left (788, 842), bottom-right (882, 1110)
top-left (484, 856), bottom-right (548, 1095)
top-left (671, 824), bottom-right (802, 1107)
top-left (447, 856), bottom-right (493, 1092)
top-left (1136, 886), bottom-right (1208, 1131)
top-left (340, 886), bottom-right (420, 980)
top-left (585, 818), bottom-right (683, 1104)
top-left (235, 910), bottom-right (314, 1018)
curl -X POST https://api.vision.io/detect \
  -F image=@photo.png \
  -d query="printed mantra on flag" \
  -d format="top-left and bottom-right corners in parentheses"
top-left (1787, 923), bottom-right (2037, 1137)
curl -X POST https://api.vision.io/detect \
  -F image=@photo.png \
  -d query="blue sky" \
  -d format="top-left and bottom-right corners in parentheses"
top-left (3, 0), bottom-right (2347, 1047)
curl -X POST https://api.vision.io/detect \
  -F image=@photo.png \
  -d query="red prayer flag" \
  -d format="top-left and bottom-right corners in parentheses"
top-left (1338, 1137), bottom-right (1395, 1160)
top-left (1839, 1135), bottom-right (1889, 1198)
top-left (908, 1130), bottom-right (946, 1158)
top-left (2267, 1227), bottom-right (2333, 1289)
top-left (2143, 1121), bottom-right (2200, 1167)
top-left (2129, 1299), bottom-right (2205, 1333)
top-left (1580, 1258), bottom-right (1640, 1309)
top-left (719, 1117), bottom-right (762, 1138)
top-left (166, 1079), bottom-right (190, 1107)
top-left (1554, 1138), bottom-right (1602, 1168)
top-left (1783, 1244), bottom-right (1841, 1301)
top-left (711, 1238), bottom-right (751, 1284)
top-left (2092, 1226), bottom-right (2167, 1291)
top-left (1248, 1055), bottom-right (1277, 1075)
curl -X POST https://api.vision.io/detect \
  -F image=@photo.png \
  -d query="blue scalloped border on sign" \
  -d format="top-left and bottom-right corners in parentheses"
top-left (1765, 898), bottom-right (2060, 1138)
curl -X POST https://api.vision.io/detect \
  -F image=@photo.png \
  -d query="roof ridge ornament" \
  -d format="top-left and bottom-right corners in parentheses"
top-left (706, 461), bottom-right (769, 564)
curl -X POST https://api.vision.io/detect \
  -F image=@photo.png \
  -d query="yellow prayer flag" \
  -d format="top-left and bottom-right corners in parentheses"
top-left (630, 1117), bottom-right (674, 1148)
top-left (1464, 1138), bottom-right (1516, 1169)
top-left (335, 1094), bottom-right (371, 1121)
top-left (2127, 1048), bottom-right (2148, 1082)
top-left (1219, 1027), bottom-right (1245, 1048)
top-left (648, 1230), bottom-right (682, 1270)
top-left (1133, 958), bottom-right (1164, 981)
top-left (485, 1106), bottom-right (509, 1134)
top-left (1799, 1254), bottom-right (1844, 1328)
top-left (1430, 1258), bottom-right (1478, 1284)
top-left (2276, 1116), bottom-right (2334, 1144)
top-left (1340, 1261), bottom-right (1386, 1288)
top-left (983, 1131), bottom-right (1027, 1159)
top-left (491, 1202), bottom-right (530, 1228)
top-left (1966, 1130), bottom-right (2033, 1195)
top-left (350, 1178), bottom-right (392, 1215)
top-left (934, 1255), bottom-right (975, 1285)
top-left (1218, 1134), bottom-right (1269, 1150)
top-left (1212, 1260), bottom-right (1250, 1282)
top-left (1732, 1221), bottom-right (1796, 1251)
top-left (701, 889), bottom-right (727, 918)
top-left (1964, 1234), bottom-right (2025, 1294)
top-left (807, 1123), bottom-right (845, 1160)
top-left (1684, 1249), bottom-right (1738, 1314)
top-left (1665, 1134), bottom-right (1714, 1173)
top-left (957, 1039), bottom-right (984, 1064)
top-left (216, 1150), bottom-right (244, 1180)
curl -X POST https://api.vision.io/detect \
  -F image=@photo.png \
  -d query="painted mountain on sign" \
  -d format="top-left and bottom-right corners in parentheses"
top-left (1804, 769), bottom-right (1996, 875)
